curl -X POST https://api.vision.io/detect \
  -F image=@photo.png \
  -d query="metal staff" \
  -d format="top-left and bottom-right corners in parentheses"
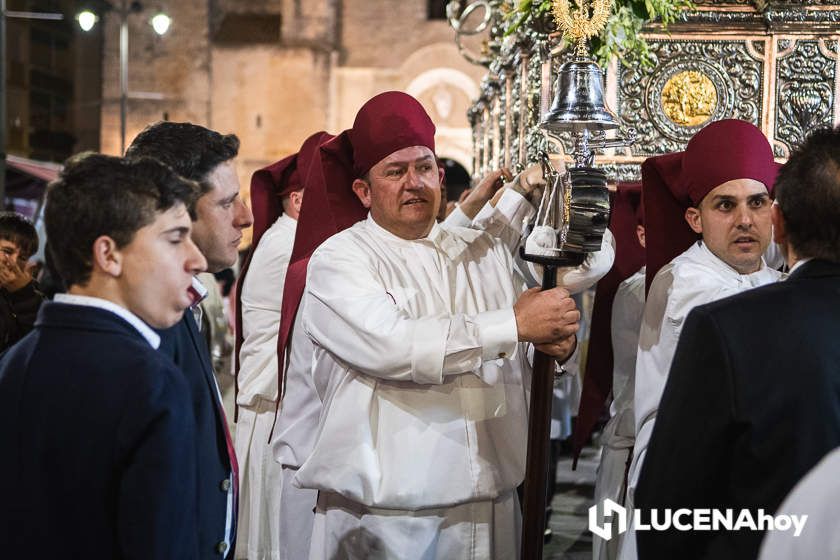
top-left (518, 162), bottom-right (608, 558)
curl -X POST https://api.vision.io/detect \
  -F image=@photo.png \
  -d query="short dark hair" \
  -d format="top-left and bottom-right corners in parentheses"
top-left (45, 153), bottom-right (200, 287)
top-left (774, 126), bottom-right (840, 263)
top-left (125, 121), bottom-right (239, 197)
top-left (0, 212), bottom-right (38, 261)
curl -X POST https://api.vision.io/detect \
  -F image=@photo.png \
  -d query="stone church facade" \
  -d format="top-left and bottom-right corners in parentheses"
top-left (99, 0), bottom-right (484, 243)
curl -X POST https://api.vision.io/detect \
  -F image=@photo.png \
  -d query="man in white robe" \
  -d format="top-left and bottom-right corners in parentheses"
top-left (592, 182), bottom-right (646, 560)
top-left (619, 120), bottom-right (784, 560)
top-left (271, 159), bottom-right (613, 559)
top-left (288, 91), bottom-right (582, 560)
top-left (634, 124), bottom-right (840, 559)
top-left (269, 167), bottom-right (534, 559)
top-left (234, 132), bottom-right (331, 560)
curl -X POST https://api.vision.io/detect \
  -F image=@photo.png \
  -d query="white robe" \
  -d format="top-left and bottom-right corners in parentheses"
top-left (618, 242), bottom-right (783, 560)
top-left (235, 213), bottom-right (306, 560)
top-left (295, 215), bottom-right (529, 559)
top-left (272, 190), bottom-right (612, 559)
top-left (237, 213), bottom-right (298, 406)
top-left (758, 447), bottom-right (840, 560)
top-left (592, 266), bottom-right (645, 560)
top-left (272, 190), bottom-right (538, 560)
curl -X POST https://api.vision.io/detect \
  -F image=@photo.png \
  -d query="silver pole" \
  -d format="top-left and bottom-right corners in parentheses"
top-left (119, 1), bottom-right (128, 155)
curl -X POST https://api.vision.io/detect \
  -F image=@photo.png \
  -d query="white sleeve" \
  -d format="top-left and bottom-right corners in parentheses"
top-left (517, 228), bottom-right (616, 293)
top-left (302, 245), bottom-right (519, 385)
top-left (441, 205), bottom-right (472, 228)
top-left (271, 310), bottom-right (321, 468)
top-left (629, 266), bottom-right (752, 497)
top-left (471, 189), bottom-right (535, 255)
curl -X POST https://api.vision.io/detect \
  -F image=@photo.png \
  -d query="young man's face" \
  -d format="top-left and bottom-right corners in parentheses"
top-left (352, 146), bottom-right (444, 240)
top-left (0, 239), bottom-right (22, 266)
top-left (190, 161), bottom-right (253, 272)
top-left (0, 238), bottom-right (28, 290)
top-left (684, 178), bottom-right (772, 274)
top-left (118, 203), bottom-right (207, 329)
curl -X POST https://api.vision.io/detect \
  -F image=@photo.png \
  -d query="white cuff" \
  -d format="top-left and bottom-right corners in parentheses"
top-left (442, 205), bottom-right (473, 228)
top-left (475, 308), bottom-right (519, 362)
top-left (471, 201), bottom-right (495, 224)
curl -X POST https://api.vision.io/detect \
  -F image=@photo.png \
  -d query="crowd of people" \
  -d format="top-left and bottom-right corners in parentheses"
top-left (0, 90), bottom-right (838, 560)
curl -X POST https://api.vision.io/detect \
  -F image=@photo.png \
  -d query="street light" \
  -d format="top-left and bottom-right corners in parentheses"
top-left (76, 10), bottom-right (98, 32)
top-left (150, 12), bottom-right (170, 36)
top-left (77, 1), bottom-right (171, 155)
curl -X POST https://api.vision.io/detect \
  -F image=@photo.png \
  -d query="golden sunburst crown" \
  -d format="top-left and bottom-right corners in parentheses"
top-left (552, 0), bottom-right (612, 57)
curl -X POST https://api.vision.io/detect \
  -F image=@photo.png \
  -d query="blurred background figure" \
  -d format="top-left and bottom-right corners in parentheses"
top-left (0, 211), bottom-right (45, 352)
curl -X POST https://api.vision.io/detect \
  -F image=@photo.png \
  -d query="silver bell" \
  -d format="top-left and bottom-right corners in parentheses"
top-left (540, 59), bottom-right (620, 133)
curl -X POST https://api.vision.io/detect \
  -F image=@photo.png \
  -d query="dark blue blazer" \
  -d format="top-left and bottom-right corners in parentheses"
top-left (0, 302), bottom-right (199, 559)
top-left (636, 259), bottom-right (840, 560)
top-left (158, 311), bottom-right (235, 558)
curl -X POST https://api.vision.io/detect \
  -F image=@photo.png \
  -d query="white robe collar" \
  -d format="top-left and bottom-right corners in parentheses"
top-left (690, 240), bottom-right (781, 288)
top-left (365, 214), bottom-right (468, 261)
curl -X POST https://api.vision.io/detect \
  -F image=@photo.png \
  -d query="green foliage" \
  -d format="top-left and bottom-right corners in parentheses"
top-left (503, 0), bottom-right (554, 36)
top-left (504, 0), bottom-right (695, 68)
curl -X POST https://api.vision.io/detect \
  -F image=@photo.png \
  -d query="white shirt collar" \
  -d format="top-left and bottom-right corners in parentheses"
top-left (788, 257), bottom-right (813, 276)
top-left (277, 213), bottom-right (297, 228)
top-left (365, 213), bottom-right (436, 244)
top-left (366, 213), bottom-right (464, 257)
top-left (697, 240), bottom-right (770, 279)
top-left (53, 293), bottom-right (161, 349)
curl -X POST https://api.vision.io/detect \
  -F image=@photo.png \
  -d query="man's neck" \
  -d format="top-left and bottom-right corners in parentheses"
top-left (784, 243), bottom-right (801, 270)
top-left (68, 282), bottom-right (128, 311)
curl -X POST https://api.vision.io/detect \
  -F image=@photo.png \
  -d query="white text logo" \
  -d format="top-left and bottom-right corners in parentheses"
top-left (588, 500), bottom-right (808, 541)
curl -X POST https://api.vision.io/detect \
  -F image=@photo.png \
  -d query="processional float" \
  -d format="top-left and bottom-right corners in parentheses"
top-left (451, 0), bottom-right (635, 557)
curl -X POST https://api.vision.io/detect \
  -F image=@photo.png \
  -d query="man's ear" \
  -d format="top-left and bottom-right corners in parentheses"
top-left (290, 189), bottom-right (304, 215)
top-left (771, 202), bottom-right (787, 245)
top-left (684, 206), bottom-right (703, 234)
top-left (636, 224), bottom-right (646, 249)
top-left (352, 179), bottom-right (372, 209)
top-left (91, 235), bottom-right (122, 278)
top-left (438, 166), bottom-right (445, 188)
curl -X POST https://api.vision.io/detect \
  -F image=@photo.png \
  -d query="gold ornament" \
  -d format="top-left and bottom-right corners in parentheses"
top-left (552, 0), bottom-right (612, 58)
top-left (661, 70), bottom-right (717, 126)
